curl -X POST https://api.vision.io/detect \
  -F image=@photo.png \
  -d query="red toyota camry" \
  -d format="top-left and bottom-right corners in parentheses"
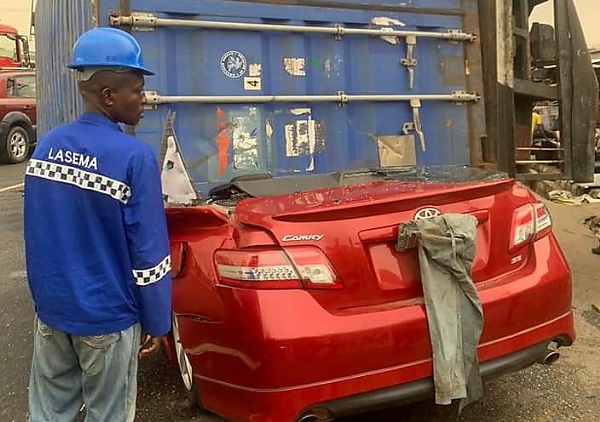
top-left (164, 168), bottom-right (575, 422)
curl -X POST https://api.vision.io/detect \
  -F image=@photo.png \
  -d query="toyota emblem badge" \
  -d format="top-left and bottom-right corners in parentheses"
top-left (414, 207), bottom-right (442, 221)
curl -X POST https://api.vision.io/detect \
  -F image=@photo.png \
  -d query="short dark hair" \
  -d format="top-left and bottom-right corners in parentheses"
top-left (78, 69), bottom-right (138, 95)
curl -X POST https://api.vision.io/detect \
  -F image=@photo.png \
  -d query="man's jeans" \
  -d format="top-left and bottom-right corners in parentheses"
top-left (28, 317), bottom-right (141, 422)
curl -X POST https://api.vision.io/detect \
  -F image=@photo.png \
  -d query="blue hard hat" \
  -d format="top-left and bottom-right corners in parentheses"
top-left (68, 27), bottom-right (154, 75)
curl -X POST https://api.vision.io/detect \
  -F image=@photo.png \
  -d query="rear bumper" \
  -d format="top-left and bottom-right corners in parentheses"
top-left (191, 312), bottom-right (574, 422)
top-left (300, 335), bottom-right (569, 420)
top-left (180, 235), bottom-right (575, 422)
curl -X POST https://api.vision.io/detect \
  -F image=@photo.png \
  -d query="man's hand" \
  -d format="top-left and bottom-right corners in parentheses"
top-left (139, 334), bottom-right (163, 358)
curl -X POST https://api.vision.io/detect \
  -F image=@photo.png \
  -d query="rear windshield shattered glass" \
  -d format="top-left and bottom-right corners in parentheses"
top-left (379, 165), bottom-right (507, 183)
top-left (207, 166), bottom-right (508, 201)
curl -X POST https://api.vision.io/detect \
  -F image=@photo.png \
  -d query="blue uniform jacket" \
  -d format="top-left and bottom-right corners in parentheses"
top-left (24, 112), bottom-right (172, 337)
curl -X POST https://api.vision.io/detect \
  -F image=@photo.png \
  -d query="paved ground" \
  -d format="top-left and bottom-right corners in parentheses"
top-left (1, 162), bottom-right (599, 421)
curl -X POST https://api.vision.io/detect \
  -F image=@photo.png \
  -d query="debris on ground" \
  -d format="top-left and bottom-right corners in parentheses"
top-left (582, 306), bottom-right (600, 330)
top-left (549, 190), bottom-right (600, 205)
top-left (583, 215), bottom-right (600, 238)
top-left (582, 216), bottom-right (600, 254)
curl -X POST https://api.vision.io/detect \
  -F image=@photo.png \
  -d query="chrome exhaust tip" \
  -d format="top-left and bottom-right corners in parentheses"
top-left (296, 407), bottom-right (333, 422)
top-left (540, 349), bottom-right (560, 366)
top-left (298, 416), bottom-right (320, 422)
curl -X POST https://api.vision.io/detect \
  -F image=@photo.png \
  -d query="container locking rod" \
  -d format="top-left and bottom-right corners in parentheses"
top-left (410, 98), bottom-right (426, 152)
top-left (401, 35), bottom-right (418, 89)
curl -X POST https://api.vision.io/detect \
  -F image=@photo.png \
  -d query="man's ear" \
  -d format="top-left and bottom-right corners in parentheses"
top-left (100, 87), bottom-right (115, 107)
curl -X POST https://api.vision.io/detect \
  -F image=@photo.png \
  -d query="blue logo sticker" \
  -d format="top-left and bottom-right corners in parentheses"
top-left (220, 51), bottom-right (247, 78)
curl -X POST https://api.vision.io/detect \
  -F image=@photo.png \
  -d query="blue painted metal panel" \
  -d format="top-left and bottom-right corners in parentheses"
top-left (35, 0), bottom-right (92, 135)
top-left (36, 0), bottom-right (478, 196)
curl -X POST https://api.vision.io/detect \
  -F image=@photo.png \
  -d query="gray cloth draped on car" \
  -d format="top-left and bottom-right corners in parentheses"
top-left (396, 213), bottom-right (483, 412)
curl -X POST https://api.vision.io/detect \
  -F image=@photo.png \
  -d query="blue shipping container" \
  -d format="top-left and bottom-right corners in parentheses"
top-left (35, 0), bottom-right (485, 196)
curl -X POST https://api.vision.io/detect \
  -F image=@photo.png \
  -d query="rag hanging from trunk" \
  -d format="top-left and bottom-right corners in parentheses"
top-left (396, 213), bottom-right (483, 412)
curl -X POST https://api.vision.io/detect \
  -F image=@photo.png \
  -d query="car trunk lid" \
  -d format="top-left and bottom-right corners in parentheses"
top-left (232, 174), bottom-right (523, 310)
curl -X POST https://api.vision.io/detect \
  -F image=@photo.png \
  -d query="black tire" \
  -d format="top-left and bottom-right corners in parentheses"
top-left (187, 381), bottom-right (201, 409)
top-left (172, 313), bottom-right (204, 410)
top-left (1, 125), bottom-right (31, 164)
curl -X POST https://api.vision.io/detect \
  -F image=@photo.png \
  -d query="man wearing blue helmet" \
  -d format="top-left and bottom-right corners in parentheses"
top-left (24, 28), bottom-right (172, 422)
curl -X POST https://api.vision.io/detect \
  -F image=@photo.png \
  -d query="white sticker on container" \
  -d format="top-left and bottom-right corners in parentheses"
top-left (284, 110), bottom-right (326, 172)
top-left (265, 119), bottom-right (274, 139)
top-left (231, 112), bottom-right (259, 171)
top-left (244, 77), bottom-right (261, 90)
top-left (371, 17), bottom-right (406, 45)
top-left (289, 108), bottom-right (311, 116)
top-left (283, 58), bottom-right (306, 76)
top-left (249, 63), bottom-right (262, 77)
top-left (220, 51), bottom-right (247, 78)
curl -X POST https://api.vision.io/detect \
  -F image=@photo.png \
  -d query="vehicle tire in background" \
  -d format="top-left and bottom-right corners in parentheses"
top-left (0, 126), bottom-right (31, 165)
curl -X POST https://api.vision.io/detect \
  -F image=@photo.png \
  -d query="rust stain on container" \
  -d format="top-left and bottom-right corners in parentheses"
top-left (215, 107), bottom-right (230, 175)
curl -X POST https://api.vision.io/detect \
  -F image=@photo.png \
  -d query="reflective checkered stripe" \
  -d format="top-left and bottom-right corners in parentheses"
top-left (133, 255), bottom-right (171, 286)
top-left (26, 159), bottom-right (131, 204)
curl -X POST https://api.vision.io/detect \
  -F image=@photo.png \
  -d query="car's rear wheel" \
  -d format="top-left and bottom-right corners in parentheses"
top-left (172, 313), bottom-right (203, 409)
top-left (1, 126), bottom-right (31, 164)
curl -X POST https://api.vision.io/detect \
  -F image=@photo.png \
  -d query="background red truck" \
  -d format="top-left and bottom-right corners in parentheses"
top-left (0, 24), bottom-right (33, 69)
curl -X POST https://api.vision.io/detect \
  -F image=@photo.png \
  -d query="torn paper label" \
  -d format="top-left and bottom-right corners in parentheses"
top-left (371, 16), bottom-right (406, 45)
top-left (284, 119), bottom-right (325, 171)
top-left (231, 112), bottom-right (260, 171)
top-left (283, 58), bottom-right (306, 76)
top-left (249, 63), bottom-right (262, 77)
top-left (265, 119), bottom-right (273, 139)
top-left (289, 108), bottom-right (312, 116)
top-left (371, 17), bottom-right (406, 27)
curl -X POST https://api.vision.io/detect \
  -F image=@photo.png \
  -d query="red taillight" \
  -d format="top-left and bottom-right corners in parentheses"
top-left (215, 249), bottom-right (300, 289)
top-left (509, 203), bottom-right (552, 251)
top-left (533, 203), bottom-right (552, 238)
top-left (214, 247), bottom-right (340, 290)
top-left (287, 247), bottom-right (340, 290)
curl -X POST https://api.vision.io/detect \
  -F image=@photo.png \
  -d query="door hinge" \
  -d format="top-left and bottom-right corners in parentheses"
top-left (110, 12), bottom-right (157, 31)
top-left (143, 91), bottom-right (159, 109)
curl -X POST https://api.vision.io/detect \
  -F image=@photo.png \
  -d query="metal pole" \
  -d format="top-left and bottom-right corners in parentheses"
top-left (111, 13), bottom-right (476, 42)
top-left (144, 92), bottom-right (480, 105)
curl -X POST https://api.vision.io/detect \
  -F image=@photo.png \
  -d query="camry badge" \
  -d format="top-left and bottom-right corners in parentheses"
top-left (282, 234), bottom-right (324, 242)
